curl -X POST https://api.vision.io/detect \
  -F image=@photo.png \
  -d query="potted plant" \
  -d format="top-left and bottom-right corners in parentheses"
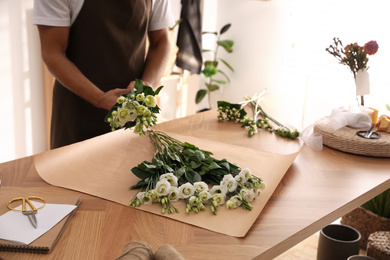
top-left (195, 23), bottom-right (234, 110)
top-left (341, 189), bottom-right (390, 249)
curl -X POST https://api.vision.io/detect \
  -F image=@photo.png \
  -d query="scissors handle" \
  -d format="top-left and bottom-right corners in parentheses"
top-left (7, 196), bottom-right (46, 211)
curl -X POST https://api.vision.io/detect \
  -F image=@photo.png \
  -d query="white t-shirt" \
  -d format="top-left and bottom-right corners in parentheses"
top-left (33, 0), bottom-right (174, 31)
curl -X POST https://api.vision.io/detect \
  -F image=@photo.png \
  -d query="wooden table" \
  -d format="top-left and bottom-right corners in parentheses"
top-left (0, 110), bottom-right (389, 260)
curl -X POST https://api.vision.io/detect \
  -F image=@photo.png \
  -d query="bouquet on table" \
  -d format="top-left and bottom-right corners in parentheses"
top-left (105, 80), bottom-right (266, 215)
top-left (217, 91), bottom-right (300, 140)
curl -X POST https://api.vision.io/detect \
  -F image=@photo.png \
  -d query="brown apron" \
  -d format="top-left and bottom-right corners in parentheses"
top-left (50, 0), bottom-right (151, 149)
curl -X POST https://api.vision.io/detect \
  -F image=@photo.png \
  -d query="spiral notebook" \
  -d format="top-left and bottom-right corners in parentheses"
top-left (0, 196), bottom-right (81, 254)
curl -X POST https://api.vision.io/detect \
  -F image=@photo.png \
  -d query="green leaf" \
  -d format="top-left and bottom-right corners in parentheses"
top-left (195, 89), bottom-right (208, 104)
top-left (142, 85), bottom-right (155, 96)
top-left (220, 24), bottom-right (231, 35)
top-left (130, 179), bottom-right (148, 189)
top-left (163, 164), bottom-right (174, 172)
top-left (176, 167), bottom-right (186, 179)
top-left (220, 58), bottom-right (234, 72)
top-left (194, 150), bottom-right (205, 161)
top-left (202, 49), bottom-right (212, 53)
top-left (202, 65), bottom-right (218, 77)
top-left (217, 40), bottom-right (234, 53)
top-left (154, 86), bottom-right (164, 95)
top-left (204, 60), bottom-right (218, 67)
top-left (217, 70), bottom-right (231, 83)
top-left (206, 83), bottom-right (219, 92)
top-left (131, 167), bottom-right (153, 180)
top-left (209, 162), bottom-right (221, 170)
top-left (202, 31), bottom-right (218, 36)
top-left (212, 79), bottom-right (227, 85)
top-left (190, 160), bottom-right (201, 169)
top-left (134, 79), bottom-right (144, 92)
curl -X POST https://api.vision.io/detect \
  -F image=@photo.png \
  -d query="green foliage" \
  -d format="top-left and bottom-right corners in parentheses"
top-left (130, 130), bottom-right (241, 190)
top-left (362, 189), bottom-right (390, 218)
top-left (196, 23), bottom-right (235, 109)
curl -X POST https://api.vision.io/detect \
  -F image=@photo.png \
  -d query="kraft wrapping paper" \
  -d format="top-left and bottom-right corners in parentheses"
top-left (34, 129), bottom-right (301, 237)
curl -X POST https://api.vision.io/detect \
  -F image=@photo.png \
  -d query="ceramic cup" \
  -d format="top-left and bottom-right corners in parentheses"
top-left (317, 224), bottom-right (361, 260)
top-left (347, 256), bottom-right (377, 260)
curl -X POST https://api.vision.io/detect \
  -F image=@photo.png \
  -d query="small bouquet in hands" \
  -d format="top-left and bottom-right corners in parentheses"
top-left (105, 79), bottom-right (163, 135)
top-left (217, 91), bottom-right (300, 139)
top-left (106, 80), bottom-right (266, 215)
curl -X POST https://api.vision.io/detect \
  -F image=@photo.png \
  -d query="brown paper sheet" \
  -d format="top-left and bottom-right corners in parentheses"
top-left (34, 129), bottom-right (300, 237)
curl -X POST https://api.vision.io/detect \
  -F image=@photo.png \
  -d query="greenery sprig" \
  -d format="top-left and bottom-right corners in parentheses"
top-left (217, 93), bottom-right (299, 140)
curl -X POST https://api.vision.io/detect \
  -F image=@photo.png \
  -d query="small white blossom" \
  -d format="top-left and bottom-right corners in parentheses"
top-left (194, 181), bottom-right (208, 193)
top-left (144, 95), bottom-right (157, 107)
top-left (212, 193), bottom-right (225, 206)
top-left (240, 188), bottom-right (256, 202)
top-left (136, 192), bottom-right (152, 205)
top-left (160, 173), bottom-right (178, 187)
top-left (198, 191), bottom-right (211, 202)
top-left (148, 190), bottom-right (159, 202)
top-left (189, 196), bottom-right (199, 206)
top-left (168, 187), bottom-right (179, 202)
top-left (224, 177), bottom-right (238, 193)
top-left (154, 179), bottom-right (171, 196)
top-left (209, 185), bottom-right (227, 196)
top-left (136, 93), bottom-right (145, 102)
top-left (178, 183), bottom-right (195, 199)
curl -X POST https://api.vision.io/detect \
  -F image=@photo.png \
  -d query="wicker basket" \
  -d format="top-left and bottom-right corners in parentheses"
top-left (314, 120), bottom-right (390, 157)
top-left (340, 207), bottom-right (390, 249)
top-left (367, 231), bottom-right (390, 260)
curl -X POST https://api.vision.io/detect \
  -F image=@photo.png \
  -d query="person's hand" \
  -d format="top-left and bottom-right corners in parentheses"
top-left (97, 83), bottom-right (134, 110)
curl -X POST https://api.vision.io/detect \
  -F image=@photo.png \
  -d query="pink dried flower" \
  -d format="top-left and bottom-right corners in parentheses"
top-left (364, 40), bottom-right (379, 55)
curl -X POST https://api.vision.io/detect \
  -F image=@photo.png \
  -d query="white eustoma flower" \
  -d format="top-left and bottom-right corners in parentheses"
top-left (178, 182), bottom-right (195, 199)
top-left (230, 195), bottom-right (242, 207)
top-left (222, 174), bottom-right (233, 183)
top-left (148, 190), bottom-right (160, 202)
top-left (226, 199), bottom-right (237, 209)
top-left (194, 181), bottom-right (208, 193)
top-left (136, 93), bottom-right (145, 102)
top-left (189, 196), bottom-right (198, 206)
top-left (137, 105), bottom-right (147, 115)
top-left (160, 173), bottom-right (178, 187)
top-left (154, 179), bottom-right (171, 196)
top-left (168, 187), bottom-right (179, 202)
top-left (136, 192), bottom-right (152, 205)
top-left (240, 188), bottom-right (256, 202)
top-left (144, 95), bottom-right (157, 107)
top-left (198, 191), bottom-right (211, 202)
top-left (235, 174), bottom-right (245, 183)
top-left (116, 107), bottom-right (133, 126)
top-left (117, 96), bottom-right (125, 104)
top-left (212, 193), bottom-right (225, 206)
top-left (224, 177), bottom-right (238, 193)
top-left (209, 185), bottom-right (227, 196)
top-left (239, 168), bottom-right (252, 181)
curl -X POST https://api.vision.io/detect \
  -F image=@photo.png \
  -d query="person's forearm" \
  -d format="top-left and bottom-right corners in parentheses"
top-left (142, 30), bottom-right (171, 88)
top-left (43, 51), bottom-right (105, 107)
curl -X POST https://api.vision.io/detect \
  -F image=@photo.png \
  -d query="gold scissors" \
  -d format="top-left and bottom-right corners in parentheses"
top-left (6, 196), bottom-right (46, 228)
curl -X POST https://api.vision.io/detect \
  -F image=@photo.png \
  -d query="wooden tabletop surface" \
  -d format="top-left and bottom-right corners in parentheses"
top-left (0, 110), bottom-right (389, 260)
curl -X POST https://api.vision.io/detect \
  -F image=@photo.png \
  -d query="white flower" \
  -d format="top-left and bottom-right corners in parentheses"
top-left (137, 105), bottom-right (147, 115)
top-left (212, 193), bottom-right (225, 206)
top-left (117, 96), bottom-right (125, 104)
top-left (194, 181), bottom-right (208, 193)
top-left (126, 100), bottom-right (139, 110)
top-left (144, 95), bottom-right (157, 107)
top-left (226, 199), bottom-right (237, 209)
top-left (239, 168), bottom-right (252, 181)
top-left (222, 177), bottom-right (238, 193)
top-left (188, 196), bottom-right (199, 206)
top-left (154, 179), bottom-right (171, 196)
top-left (222, 174), bottom-right (233, 183)
top-left (178, 183), bottom-right (195, 199)
top-left (136, 93), bottom-right (145, 102)
top-left (240, 188), bottom-right (256, 202)
top-left (230, 195), bottom-right (242, 207)
top-left (209, 185), bottom-right (227, 196)
top-left (160, 173), bottom-right (178, 187)
top-left (198, 191), bottom-right (211, 202)
top-left (168, 187), bottom-right (179, 202)
top-left (136, 192), bottom-right (152, 205)
top-left (235, 174), bottom-right (245, 183)
top-left (148, 190), bottom-right (159, 202)
top-left (116, 107), bottom-right (137, 126)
